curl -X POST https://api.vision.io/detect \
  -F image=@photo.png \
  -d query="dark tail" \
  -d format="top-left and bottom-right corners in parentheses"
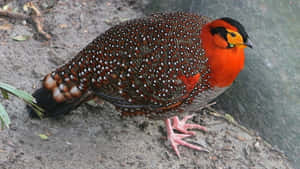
top-left (28, 73), bottom-right (93, 118)
top-left (28, 87), bottom-right (81, 118)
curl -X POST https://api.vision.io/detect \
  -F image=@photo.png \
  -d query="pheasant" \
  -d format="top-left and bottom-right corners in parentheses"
top-left (29, 12), bottom-right (252, 157)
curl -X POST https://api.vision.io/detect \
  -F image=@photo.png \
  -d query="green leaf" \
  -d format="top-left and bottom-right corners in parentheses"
top-left (2, 4), bottom-right (10, 10)
top-left (1, 89), bottom-right (9, 99)
top-left (12, 35), bottom-right (30, 41)
top-left (0, 82), bottom-right (34, 102)
top-left (38, 134), bottom-right (48, 140)
top-left (0, 103), bottom-right (11, 129)
top-left (0, 82), bottom-right (44, 119)
top-left (25, 101), bottom-right (44, 119)
top-left (224, 113), bottom-right (236, 124)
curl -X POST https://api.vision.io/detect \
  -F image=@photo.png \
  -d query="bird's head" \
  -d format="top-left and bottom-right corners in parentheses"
top-left (207, 17), bottom-right (252, 49)
top-left (201, 17), bottom-right (252, 87)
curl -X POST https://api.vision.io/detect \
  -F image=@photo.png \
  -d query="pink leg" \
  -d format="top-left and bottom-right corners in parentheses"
top-left (172, 114), bottom-right (207, 135)
top-left (165, 115), bottom-right (208, 158)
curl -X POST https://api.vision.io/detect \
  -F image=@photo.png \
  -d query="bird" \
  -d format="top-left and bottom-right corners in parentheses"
top-left (29, 12), bottom-right (252, 157)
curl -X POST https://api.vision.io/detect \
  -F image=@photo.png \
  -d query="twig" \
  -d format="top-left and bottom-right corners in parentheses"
top-left (26, 2), bottom-right (51, 40)
top-left (26, 2), bottom-right (41, 17)
top-left (0, 10), bottom-right (28, 20)
top-left (0, 149), bottom-right (6, 153)
top-left (0, 2), bottom-right (51, 40)
top-left (204, 101), bottom-right (217, 108)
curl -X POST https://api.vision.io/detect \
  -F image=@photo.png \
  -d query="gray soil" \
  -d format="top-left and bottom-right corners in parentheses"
top-left (0, 0), bottom-right (294, 168)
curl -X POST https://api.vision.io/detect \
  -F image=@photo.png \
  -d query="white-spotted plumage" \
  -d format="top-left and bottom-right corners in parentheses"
top-left (40, 12), bottom-right (215, 116)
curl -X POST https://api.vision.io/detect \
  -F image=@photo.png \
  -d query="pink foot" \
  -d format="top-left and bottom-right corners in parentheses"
top-left (165, 115), bottom-right (208, 157)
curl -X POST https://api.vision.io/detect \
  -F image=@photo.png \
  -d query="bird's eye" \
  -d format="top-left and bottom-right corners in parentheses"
top-left (228, 43), bottom-right (235, 48)
top-left (230, 32), bottom-right (236, 37)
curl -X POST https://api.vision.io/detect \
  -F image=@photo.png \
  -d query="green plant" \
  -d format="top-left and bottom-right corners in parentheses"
top-left (0, 82), bottom-right (44, 129)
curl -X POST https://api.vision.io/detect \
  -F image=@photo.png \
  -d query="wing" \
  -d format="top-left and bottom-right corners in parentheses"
top-left (58, 12), bottom-right (212, 115)
top-left (83, 12), bottom-right (212, 115)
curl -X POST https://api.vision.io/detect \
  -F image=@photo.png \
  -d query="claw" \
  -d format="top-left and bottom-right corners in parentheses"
top-left (172, 114), bottom-right (207, 135)
top-left (165, 116), bottom-right (208, 157)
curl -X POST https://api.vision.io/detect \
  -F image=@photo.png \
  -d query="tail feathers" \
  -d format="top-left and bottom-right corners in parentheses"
top-left (28, 87), bottom-right (91, 118)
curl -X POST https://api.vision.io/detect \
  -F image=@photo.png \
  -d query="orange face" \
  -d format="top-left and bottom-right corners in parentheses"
top-left (226, 29), bottom-right (249, 49)
top-left (211, 28), bottom-right (251, 49)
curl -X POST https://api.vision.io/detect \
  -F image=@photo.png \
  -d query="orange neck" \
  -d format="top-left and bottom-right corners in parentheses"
top-left (200, 20), bottom-right (245, 88)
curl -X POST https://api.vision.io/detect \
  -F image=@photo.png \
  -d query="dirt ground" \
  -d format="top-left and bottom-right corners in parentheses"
top-left (0, 0), bottom-right (294, 168)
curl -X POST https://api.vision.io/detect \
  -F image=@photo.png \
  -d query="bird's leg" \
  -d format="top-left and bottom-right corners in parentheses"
top-left (165, 115), bottom-right (208, 157)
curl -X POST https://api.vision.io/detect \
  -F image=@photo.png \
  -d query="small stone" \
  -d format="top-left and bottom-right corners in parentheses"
top-left (253, 141), bottom-right (261, 152)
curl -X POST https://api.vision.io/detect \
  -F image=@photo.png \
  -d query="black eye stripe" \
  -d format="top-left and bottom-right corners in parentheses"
top-left (230, 32), bottom-right (236, 37)
top-left (210, 27), bottom-right (228, 40)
